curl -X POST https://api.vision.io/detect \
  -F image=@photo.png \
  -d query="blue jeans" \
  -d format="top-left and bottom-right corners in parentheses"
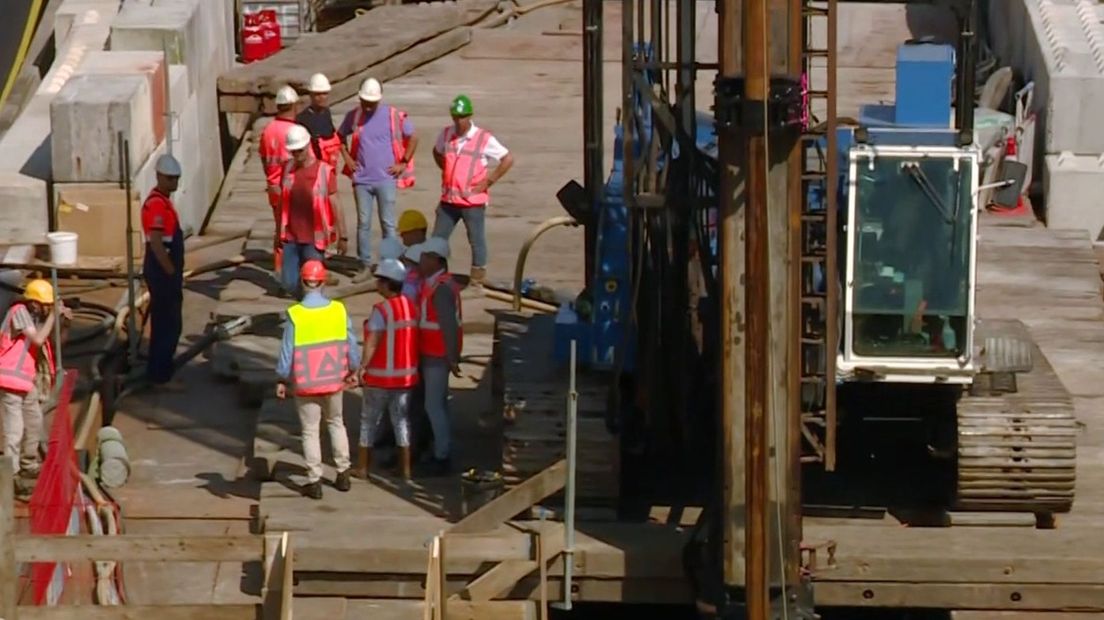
top-left (353, 180), bottom-right (398, 266)
top-left (421, 357), bottom-right (451, 460)
top-left (433, 203), bottom-right (487, 269)
top-left (281, 242), bottom-right (324, 297)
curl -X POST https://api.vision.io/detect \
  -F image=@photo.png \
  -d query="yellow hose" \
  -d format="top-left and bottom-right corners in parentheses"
top-left (512, 216), bottom-right (577, 311)
top-left (0, 0), bottom-right (45, 112)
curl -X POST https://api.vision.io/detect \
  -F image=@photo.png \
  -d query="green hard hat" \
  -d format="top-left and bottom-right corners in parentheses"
top-left (450, 94), bottom-right (473, 117)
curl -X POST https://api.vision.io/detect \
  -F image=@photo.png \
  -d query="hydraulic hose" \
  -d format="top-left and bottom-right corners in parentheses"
top-left (512, 216), bottom-right (577, 311)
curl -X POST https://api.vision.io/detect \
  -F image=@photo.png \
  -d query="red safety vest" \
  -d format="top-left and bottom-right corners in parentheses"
top-left (280, 160), bottom-right (335, 251)
top-left (259, 117), bottom-right (296, 187)
top-left (287, 301), bottom-right (350, 397)
top-left (418, 273), bottom-right (463, 358)
top-left (317, 133), bottom-right (343, 169)
top-left (363, 296), bottom-right (419, 389)
top-left (0, 303), bottom-right (55, 395)
top-left (342, 106), bottom-right (416, 188)
top-left (440, 126), bottom-right (492, 207)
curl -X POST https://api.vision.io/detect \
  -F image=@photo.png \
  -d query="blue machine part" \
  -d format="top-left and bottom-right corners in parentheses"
top-left (859, 42), bottom-right (955, 129)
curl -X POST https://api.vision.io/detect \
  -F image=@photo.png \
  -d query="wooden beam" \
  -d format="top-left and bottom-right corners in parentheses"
top-left (815, 582), bottom-right (1104, 611)
top-left (452, 560), bottom-right (539, 601)
top-left (449, 461), bottom-right (567, 534)
top-left (262, 532), bottom-right (292, 620)
top-left (1, 460), bottom-right (16, 620)
top-left (17, 605), bottom-right (260, 620)
top-left (344, 599), bottom-right (537, 620)
top-left (15, 535), bottom-right (264, 563)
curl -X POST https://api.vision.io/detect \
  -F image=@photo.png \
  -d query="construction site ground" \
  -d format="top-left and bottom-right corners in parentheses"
top-left (94, 2), bottom-right (1104, 618)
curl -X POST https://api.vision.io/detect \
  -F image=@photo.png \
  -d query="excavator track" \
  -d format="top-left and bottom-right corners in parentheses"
top-left (954, 320), bottom-right (1077, 514)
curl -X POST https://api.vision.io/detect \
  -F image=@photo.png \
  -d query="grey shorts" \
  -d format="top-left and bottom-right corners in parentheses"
top-left (360, 387), bottom-right (412, 448)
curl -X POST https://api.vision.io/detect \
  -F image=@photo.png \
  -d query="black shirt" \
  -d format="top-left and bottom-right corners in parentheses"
top-left (296, 106), bottom-right (338, 160)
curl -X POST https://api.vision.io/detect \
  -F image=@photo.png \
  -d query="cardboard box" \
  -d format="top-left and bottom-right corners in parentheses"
top-left (54, 184), bottom-right (145, 262)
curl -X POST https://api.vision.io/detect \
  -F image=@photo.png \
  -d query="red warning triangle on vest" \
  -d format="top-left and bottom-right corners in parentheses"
top-left (313, 349), bottom-right (342, 380)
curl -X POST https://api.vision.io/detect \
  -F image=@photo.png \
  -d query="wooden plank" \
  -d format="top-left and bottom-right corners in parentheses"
top-left (295, 529), bottom-right (541, 573)
top-left (14, 535), bottom-right (264, 563)
top-left (105, 487), bottom-right (253, 520)
top-left (1, 460), bottom-right (15, 620)
top-left (344, 599), bottom-right (536, 620)
top-left (448, 460), bottom-right (567, 534)
top-left (17, 606), bottom-right (260, 620)
top-left (262, 532), bottom-right (292, 620)
top-left (814, 582), bottom-right (1104, 611)
top-left (453, 560), bottom-right (539, 601)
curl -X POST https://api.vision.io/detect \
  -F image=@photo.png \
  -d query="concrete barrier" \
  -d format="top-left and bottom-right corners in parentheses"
top-left (0, 173), bottom-right (48, 245)
top-left (1044, 152), bottom-right (1104, 240)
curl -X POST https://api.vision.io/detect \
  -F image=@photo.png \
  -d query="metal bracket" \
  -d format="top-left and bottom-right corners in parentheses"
top-left (713, 76), bottom-right (804, 133)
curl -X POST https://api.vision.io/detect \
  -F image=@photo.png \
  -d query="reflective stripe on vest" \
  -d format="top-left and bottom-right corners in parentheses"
top-left (287, 301), bottom-right (349, 396)
top-left (317, 133), bottom-right (343, 169)
top-left (418, 274), bottom-right (463, 358)
top-left (389, 107), bottom-right (415, 189)
top-left (364, 296), bottom-right (419, 388)
top-left (440, 127), bottom-right (491, 207)
top-left (260, 118), bottom-right (294, 186)
top-left (0, 303), bottom-right (43, 394)
top-left (280, 160), bottom-right (335, 251)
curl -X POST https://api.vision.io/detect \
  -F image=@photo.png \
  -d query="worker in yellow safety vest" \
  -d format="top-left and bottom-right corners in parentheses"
top-left (275, 260), bottom-right (361, 499)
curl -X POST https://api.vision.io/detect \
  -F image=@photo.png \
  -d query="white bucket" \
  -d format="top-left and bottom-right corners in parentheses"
top-left (46, 231), bottom-right (78, 266)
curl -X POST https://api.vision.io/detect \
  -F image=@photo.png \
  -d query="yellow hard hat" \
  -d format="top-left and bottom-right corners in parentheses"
top-left (24, 279), bottom-right (54, 304)
top-left (397, 210), bottom-right (428, 234)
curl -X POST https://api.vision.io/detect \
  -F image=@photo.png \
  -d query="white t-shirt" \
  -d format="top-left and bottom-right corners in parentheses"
top-left (434, 124), bottom-right (509, 165)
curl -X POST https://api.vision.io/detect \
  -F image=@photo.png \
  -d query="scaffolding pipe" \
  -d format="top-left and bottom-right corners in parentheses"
top-left (561, 339), bottom-right (578, 610)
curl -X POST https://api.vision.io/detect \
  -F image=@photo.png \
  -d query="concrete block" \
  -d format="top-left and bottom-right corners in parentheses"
top-left (0, 173), bottom-right (48, 245)
top-left (110, 0), bottom-right (201, 96)
top-left (50, 74), bottom-right (156, 183)
top-left (54, 0), bottom-right (119, 49)
top-left (1044, 152), bottom-right (1104, 240)
top-left (75, 51), bottom-right (168, 145)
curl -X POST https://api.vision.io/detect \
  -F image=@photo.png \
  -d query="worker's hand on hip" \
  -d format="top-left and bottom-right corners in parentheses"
top-left (387, 163), bottom-right (405, 178)
top-left (275, 383), bottom-right (287, 399)
top-left (472, 179), bottom-right (490, 194)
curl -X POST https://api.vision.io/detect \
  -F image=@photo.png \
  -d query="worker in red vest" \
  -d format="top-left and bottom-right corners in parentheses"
top-left (356, 258), bottom-right (419, 481)
top-left (142, 154), bottom-right (186, 388)
top-left (431, 94), bottom-right (515, 289)
top-left (260, 85), bottom-right (301, 274)
top-left (415, 237), bottom-right (462, 476)
top-left (275, 260), bottom-right (361, 500)
top-left (278, 124), bottom-right (348, 297)
top-left (0, 279), bottom-right (63, 497)
top-left (296, 73), bottom-right (350, 172)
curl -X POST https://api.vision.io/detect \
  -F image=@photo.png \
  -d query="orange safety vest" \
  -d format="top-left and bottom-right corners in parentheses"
top-left (259, 117), bottom-right (296, 187)
top-left (363, 296), bottom-right (419, 389)
top-left (440, 126), bottom-right (492, 207)
top-left (0, 303), bottom-right (55, 395)
top-left (342, 106), bottom-right (416, 188)
top-left (287, 301), bottom-right (350, 397)
top-left (418, 273), bottom-right (463, 359)
top-left (317, 133), bottom-right (342, 170)
top-left (280, 160), bottom-right (335, 251)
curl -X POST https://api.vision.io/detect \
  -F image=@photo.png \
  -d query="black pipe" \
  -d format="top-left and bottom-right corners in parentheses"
top-left (582, 0), bottom-right (603, 285)
top-left (955, 0), bottom-right (978, 143)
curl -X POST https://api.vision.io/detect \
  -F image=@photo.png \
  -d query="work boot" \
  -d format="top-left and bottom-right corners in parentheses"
top-left (302, 481), bottom-right (323, 500)
top-left (469, 267), bottom-right (487, 289)
top-left (397, 446), bottom-right (413, 482)
top-left (334, 468), bottom-right (352, 492)
top-left (355, 447), bottom-right (372, 479)
top-left (14, 478), bottom-right (34, 502)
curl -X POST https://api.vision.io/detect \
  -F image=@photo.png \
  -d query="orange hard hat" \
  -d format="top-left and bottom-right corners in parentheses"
top-left (300, 260), bottom-right (327, 282)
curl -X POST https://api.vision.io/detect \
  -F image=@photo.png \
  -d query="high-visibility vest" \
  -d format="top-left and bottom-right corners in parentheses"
top-left (440, 126), bottom-right (491, 207)
top-left (317, 133), bottom-right (343, 169)
top-left (280, 160), bottom-right (335, 251)
top-left (287, 300), bottom-right (349, 396)
top-left (259, 117), bottom-right (296, 187)
top-left (363, 296), bottom-right (419, 389)
top-left (418, 273), bottom-right (463, 358)
top-left (342, 106), bottom-right (416, 188)
top-left (0, 303), bottom-right (54, 395)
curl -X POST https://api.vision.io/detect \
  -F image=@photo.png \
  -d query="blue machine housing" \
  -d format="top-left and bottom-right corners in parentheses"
top-left (858, 42), bottom-right (955, 129)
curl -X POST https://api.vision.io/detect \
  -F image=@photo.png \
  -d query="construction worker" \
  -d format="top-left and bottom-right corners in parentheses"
top-left (0, 279), bottom-right (61, 497)
top-left (275, 260), bottom-right (360, 500)
top-left (338, 77), bottom-right (419, 282)
top-left (278, 124), bottom-right (348, 297)
top-left (416, 237), bottom-right (463, 475)
top-left (356, 258), bottom-right (419, 481)
top-left (431, 94), bottom-right (515, 289)
top-left (142, 154), bottom-right (185, 387)
top-left (260, 85), bottom-right (301, 272)
top-left (397, 209), bottom-right (428, 247)
top-left (296, 73), bottom-right (348, 171)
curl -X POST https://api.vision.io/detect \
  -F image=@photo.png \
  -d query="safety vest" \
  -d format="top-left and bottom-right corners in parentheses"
top-left (440, 126), bottom-right (491, 207)
top-left (342, 106), bottom-right (416, 188)
top-left (363, 296), bottom-right (419, 389)
top-left (259, 117), bottom-right (296, 187)
top-left (0, 303), bottom-right (55, 395)
top-left (418, 273), bottom-right (463, 358)
top-left (287, 301), bottom-right (349, 396)
top-left (317, 133), bottom-right (342, 169)
top-left (280, 160), bottom-right (335, 251)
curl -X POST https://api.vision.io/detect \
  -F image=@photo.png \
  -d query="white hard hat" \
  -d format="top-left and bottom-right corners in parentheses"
top-left (421, 236), bottom-right (450, 261)
top-left (373, 258), bottom-right (407, 283)
top-left (275, 85), bottom-right (299, 106)
top-left (403, 243), bottom-right (423, 263)
top-left (379, 237), bottom-right (405, 261)
top-left (358, 78), bottom-right (382, 102)
top-left (155, 154), bottom-right (182, 177)
top-left (285, 124), bottom-right (311, 151)
top-left (307, 73), bottom-right (331, 93)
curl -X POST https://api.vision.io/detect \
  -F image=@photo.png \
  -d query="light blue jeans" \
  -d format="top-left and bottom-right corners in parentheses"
top-left (433, 203), bottom-right (487, 269)
top-left (281, 242), bottom-right (324, 297)
top-left (421, 357), bottom-right (451, 460)
top-left (353, 180), bottom-right (398, 266)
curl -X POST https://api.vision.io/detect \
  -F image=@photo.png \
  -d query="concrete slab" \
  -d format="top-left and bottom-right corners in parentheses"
top-left (0, 172), bottom-right (48, 245)
top-left (1044, 152), bottom-right (1104, 240)
top-left (50, 74), bottom-right (155, 183)
top-left (110, 0), bottom-right (201, 96)
top-left (75, 50), bottom-right (168, 145)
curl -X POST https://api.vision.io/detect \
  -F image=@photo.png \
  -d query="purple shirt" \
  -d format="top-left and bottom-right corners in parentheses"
top-left (338, 104), bottom-right (414, 186)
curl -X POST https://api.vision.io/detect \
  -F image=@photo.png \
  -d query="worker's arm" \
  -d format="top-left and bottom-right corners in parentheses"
top-left (359, 329), bottom-right (381, 377)
top-left (19, 309), bottom-right (56, 348)
top-left (433, 286), bottom-right (461, 370)
top-left (389, 133), bottom-right (419, 178)
top-left (328, 172), bottom-right (348, 255)
top-left (148, 229), bottom-right (175, 275)
top-left (474, 136), bottom-right (513, 193)
top-left (275, 314), bottom-right (294, 398)
top-left (488, 153), bottom-right (514, 187)
top-left (432, 130), bottom-right (446, 170)
top-left (340, 144), bottom-right (356, 172)
top-left (345, 312), bottom-right (362, 386)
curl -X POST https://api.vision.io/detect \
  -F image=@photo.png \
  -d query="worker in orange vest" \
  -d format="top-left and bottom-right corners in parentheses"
top-left (275, 260), bottom-right (360, 500)
top-left (141, 154), bottom-right (186, 388)
top-left (431, 94), bottom-right (514, 289)
top-left (278, 124), bottom-right (348, 297)
top-left (415, 237), bottom-right (462, 476)
top-left (0, 279), bottom-right (64, 498)
top-left (356, 258), bottom-right (419, 481)
top-left (297, 73), bottom-right (350, 172)
top-left (260, 85), bottom-right (301, 275)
